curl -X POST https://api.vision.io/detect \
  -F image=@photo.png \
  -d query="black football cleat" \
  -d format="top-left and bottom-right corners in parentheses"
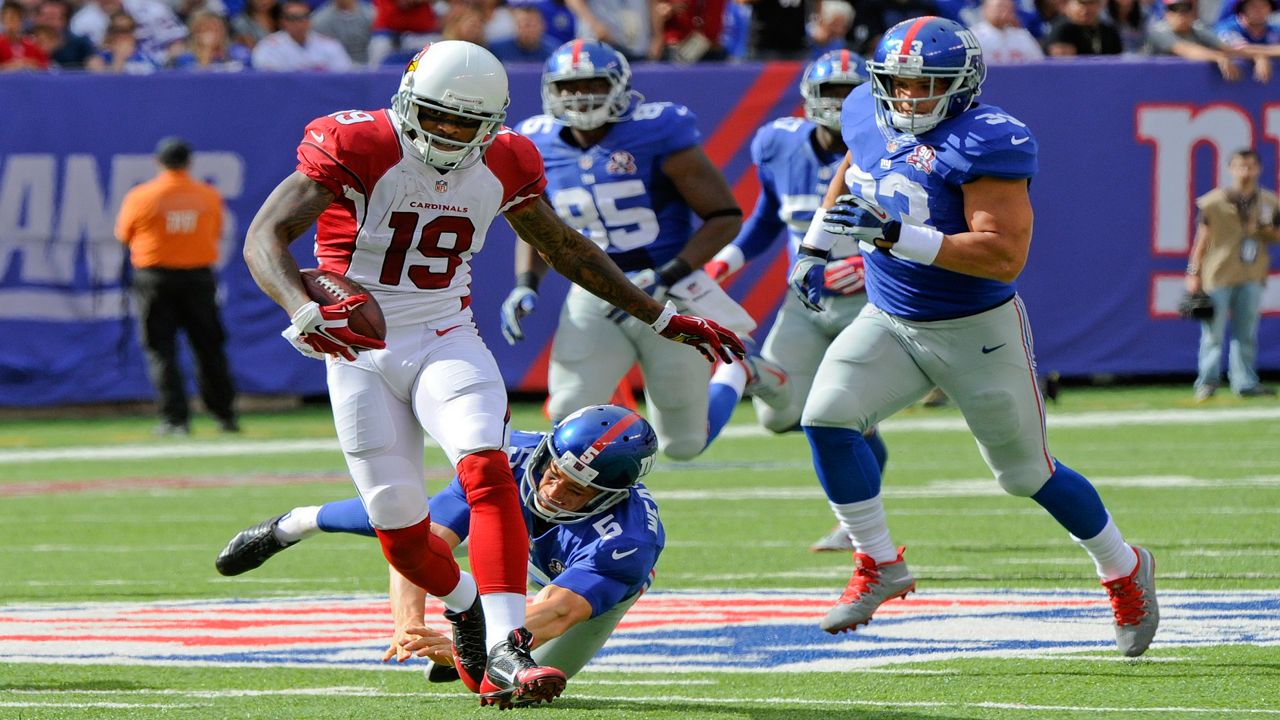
top-left (444, 596), bottom-right (488, 693)
top-left (478, 627), bottom-right (566, 709)
top-left (215, 513), bottom-right (296, 576)
top-left (424, 659), bottom-right (461, 684)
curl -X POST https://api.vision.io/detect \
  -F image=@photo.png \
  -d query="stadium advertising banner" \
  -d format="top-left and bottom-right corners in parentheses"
top-left (0, 60), bottom-right (1277, 406)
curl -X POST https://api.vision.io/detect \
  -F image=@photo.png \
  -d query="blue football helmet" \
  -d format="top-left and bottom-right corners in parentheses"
top-left (868, 16), bottom-right (986, 135)
top-left (801, 49), bottom-right (869, 131)
top-left (541, 39), bottom-right (642, 130)
top-left (521, 405), bottom-right (658, 524)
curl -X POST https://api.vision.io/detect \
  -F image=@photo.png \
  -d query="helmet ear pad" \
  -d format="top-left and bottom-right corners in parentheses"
top-left (391, 40), bottom-right (510, 169)
top-left (520, 405), bottom-right (658, 524)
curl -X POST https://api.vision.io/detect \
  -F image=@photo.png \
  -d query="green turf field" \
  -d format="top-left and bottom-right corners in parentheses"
top-left (2, 385), bottom-right (1278, 719)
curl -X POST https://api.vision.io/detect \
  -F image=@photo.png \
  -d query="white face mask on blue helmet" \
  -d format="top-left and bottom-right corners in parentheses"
top-left (867, 16), bottom-right (986, 135)
top-left (801, 49), bottom-right (869, 131)
top-left (541, 39), bottom-right (643, 131)
top-left (520, 405), bottom-right (658, 524)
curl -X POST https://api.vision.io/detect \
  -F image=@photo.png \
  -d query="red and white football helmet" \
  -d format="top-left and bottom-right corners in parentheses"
top-left (390, 41), bottom-right (509, 170)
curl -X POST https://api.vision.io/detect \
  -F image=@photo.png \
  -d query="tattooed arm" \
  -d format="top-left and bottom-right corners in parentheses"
top-left (505, 197), bottom-right (665, 324)
top-left (243, 172), bottom-right (336, 315)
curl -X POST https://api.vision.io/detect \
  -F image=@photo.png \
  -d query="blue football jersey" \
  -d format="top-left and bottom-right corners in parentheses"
top-left (1216, 16), bottom-right (1280, 45)
top-left (430, 431), bottom-right (665, 618)
top-left (733, 116), bottom-right (856, 272)
top-left (839, 83), bottom-right (1037, 320)
top-left (517, 103), bottom-right (702, 272)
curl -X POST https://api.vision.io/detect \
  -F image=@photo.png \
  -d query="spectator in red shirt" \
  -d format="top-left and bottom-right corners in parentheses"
top-left (0, 0), bottom-right (50, 70)
top-left (367, 0), bottom-right (436, 66)
top-left (655, 0), bottom-right (726, 61)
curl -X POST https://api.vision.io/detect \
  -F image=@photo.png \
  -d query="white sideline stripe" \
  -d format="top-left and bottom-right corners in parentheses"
top-left (4, 406), bottom-right (1280, 465)
top-left (7, 688), bottom-right (1274, 715)
top-left (0, 701), bottom-right (207, 709)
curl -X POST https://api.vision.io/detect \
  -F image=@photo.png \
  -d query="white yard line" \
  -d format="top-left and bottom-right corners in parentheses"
top-left (4, 406), bottom-right (1280, 465)
top-left (5, 687), bottom-right (1275, 715)
top-left (0, 701), bottom-right (208, 709)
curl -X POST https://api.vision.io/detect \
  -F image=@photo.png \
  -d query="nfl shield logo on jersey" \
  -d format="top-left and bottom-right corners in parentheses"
top-left (907, 145), bottom-right (936, 174)
top-left (434, 179), bottom-right (449, 193)
top-left (606, 150), bottom-right (637, 175)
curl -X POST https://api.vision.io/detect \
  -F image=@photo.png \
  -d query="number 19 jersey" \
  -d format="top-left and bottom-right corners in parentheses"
top-left (296, 109), bottom-right (548, 326)
top-left (517, 102), bottom-right (701, 272)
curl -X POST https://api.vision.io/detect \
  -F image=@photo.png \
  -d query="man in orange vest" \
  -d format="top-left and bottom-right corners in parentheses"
top-left (116, 137), bottom-right (238, 436)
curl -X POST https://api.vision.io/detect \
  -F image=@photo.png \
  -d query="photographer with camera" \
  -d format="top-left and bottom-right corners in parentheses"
top-left (1186, 148), bottom-right (1279, 402)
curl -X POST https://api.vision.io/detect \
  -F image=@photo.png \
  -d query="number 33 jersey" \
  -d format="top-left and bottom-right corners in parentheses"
top-left (839, 83), bottom-right (1038, 321)
top-left (517, 102), bottom-right (700, 272)
top-left (295, 109), bottom-right (547, 326)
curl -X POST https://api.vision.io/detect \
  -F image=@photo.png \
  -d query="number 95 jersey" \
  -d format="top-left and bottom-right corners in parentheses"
top-left (517, 102), bottom-right (701, 272)
top-left (839, 83), bottom-right (1038, 321)
top-left (296, 109), bottom-right (548, 327)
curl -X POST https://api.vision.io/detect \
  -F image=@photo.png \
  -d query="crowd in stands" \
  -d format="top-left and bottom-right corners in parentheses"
top-left (0, 0), bottom-right (1276, 76)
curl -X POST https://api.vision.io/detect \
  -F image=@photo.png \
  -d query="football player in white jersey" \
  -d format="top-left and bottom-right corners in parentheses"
top-left (242, 41), bottom-right (744, 708)
top-left (500, 40), bottom-right (786, 460)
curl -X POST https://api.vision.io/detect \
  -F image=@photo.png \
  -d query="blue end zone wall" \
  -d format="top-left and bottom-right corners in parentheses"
top-left (1, 59), bottom-right (1276, 405)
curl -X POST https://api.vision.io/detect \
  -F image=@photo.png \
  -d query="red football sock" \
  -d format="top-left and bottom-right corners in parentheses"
top-left (457, 449), bottom-right (529, 595)
top-left (375, 517), bottom-right (460, 597)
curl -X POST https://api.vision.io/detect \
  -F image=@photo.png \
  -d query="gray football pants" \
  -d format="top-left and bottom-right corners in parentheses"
top-left (547, 285), bottom-right (710, 460)
top-left (755, 291), bottom-right (868, 432)
top-left (802, 295), bottom-right (1056, 497)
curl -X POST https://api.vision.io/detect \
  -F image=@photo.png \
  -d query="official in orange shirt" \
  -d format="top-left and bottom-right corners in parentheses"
top-left (116, 137), bottom-right (238, 436)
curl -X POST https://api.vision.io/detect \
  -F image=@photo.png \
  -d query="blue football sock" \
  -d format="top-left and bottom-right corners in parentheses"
top-left (1031, 461), bottom-right (1109, 540)
top-left (864, 429), bottom-right (888, 473)
top-left (804, 425), bottom-right (882, 503)
top-left (704, 381), bottom-right (742, 447)
top-left (316, 497), bottom-right (377, 537)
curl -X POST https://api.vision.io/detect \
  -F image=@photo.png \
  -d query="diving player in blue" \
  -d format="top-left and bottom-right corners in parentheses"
top-left (787, 17), bottom-right (1159, 656)
top-left (498, 39), bottom-right (787, 459)
top-left (215, 404), bottom-right (663, 689)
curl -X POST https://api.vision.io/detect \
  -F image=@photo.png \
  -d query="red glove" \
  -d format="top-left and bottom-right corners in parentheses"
top-left (287, 295), bottom-right (386, 361)
top-left (823, 255), bottom-right (866, 296)
top-left (650, 301), bottom-right (746, 364)
top-left (703, 259), bottom-right (731, 284)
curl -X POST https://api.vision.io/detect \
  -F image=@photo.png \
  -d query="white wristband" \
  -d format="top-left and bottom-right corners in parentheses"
top-left (802, 208), bottom-right (841, 253)
top-left (649, 300), bottom-right (678, 334)
top-left (711, 244), bottom-right (746, 275)
top-left (890, 224), bottom-right (944, 265)
top-left (289, 301), bottom-right (322, 333)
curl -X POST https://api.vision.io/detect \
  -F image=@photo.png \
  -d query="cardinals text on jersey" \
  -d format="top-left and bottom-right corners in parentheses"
top-left (296, 109), bottom-right (547, 326)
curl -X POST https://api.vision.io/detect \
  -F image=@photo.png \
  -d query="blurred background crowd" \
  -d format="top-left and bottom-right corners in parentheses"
top-left (1, 0), bottom-right (1277, 77)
